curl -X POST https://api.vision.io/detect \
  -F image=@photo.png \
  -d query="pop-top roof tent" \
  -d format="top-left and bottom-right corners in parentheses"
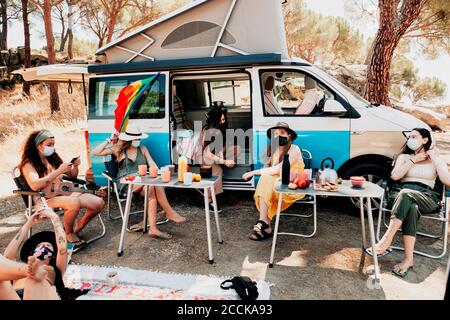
top-left (14, 0), bottom-right (295, 83)
top-left (96, 0), bottom-right (289, 64)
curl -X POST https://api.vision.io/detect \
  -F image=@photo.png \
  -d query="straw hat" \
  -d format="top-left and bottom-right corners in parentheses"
top-left (118, 125), bottom-right (149, 141)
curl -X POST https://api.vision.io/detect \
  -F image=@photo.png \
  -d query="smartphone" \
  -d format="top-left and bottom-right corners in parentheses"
top-left (70, 156), bottom-right (80, 164)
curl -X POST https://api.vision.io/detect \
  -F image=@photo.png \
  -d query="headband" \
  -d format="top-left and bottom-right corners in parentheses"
top-left (34, 130), bottom-right (54, 146)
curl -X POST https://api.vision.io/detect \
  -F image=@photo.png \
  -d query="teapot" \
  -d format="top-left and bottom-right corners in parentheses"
top-left (318, 157), bottom-right (338, 184)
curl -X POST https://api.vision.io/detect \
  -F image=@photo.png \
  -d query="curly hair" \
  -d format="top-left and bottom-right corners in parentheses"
top-left (19, 131), bottom-right (63, 177)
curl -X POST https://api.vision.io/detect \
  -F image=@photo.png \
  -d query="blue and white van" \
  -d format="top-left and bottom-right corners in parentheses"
top-left (15, 0), bottom-right (429, 210)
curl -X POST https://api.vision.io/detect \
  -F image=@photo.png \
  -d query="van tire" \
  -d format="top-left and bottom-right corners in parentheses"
top-left (340, 162), bottom-right (390, 216)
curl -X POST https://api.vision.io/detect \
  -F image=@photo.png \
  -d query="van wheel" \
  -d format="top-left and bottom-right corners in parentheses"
top-left (340, 163), bottom-right (389, 216)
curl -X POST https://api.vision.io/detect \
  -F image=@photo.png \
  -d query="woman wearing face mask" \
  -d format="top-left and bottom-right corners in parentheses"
top-left (242, 122), bottom-right (305, 240)
top-left (20, 130), bottom-right (105, 249)
top-left (93, 126), bottom-right (186, 240)
top-left (200, 106), bottom-right (239, 213)
top-left (369, 128), bottom-right (450, 278)
top-left (1, 208), bottom-right (89, 300)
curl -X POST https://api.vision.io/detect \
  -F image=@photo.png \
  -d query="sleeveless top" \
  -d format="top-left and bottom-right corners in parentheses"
top-left (117, 147), bottom-right (147, 193)
top-left (401, 155), bottom-right (437, 189)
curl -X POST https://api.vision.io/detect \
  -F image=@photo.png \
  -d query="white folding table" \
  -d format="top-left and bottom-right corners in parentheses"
top-left (271, 180), bottom-right (384, 289)
top-left (117, 175), bottom-right (223, 264)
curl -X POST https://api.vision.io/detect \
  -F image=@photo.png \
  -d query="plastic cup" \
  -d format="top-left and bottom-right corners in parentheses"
top-left (183, 172), bottom-right (193, 186)
top-left (107, 271), bottom-right (118, 288)
top-left (168, 165), bottom-right (175, 175)
top-left (138, 164), bottom-right (147, 176)
top-left (161, 170), bottom-right (171, 183)
top-left (149, 165), bottom-right (158, 178)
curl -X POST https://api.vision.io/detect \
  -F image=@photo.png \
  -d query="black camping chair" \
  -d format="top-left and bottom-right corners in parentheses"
top-left (12, 166), bottom-right (106, 253)
top-left (101, 156), bottom-right (168, 230)
top-left (377, 174), bottom-right (449, 259)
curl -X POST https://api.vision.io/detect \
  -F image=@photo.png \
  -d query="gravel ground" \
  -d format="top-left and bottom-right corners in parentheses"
top-left (0, 188), bottom-right (448, 300)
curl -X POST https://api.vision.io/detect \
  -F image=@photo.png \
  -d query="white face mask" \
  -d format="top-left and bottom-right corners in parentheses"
top-left (131, 140), bottom-right (141, 148)
top-left (42, 146), bottom-right (55, 157)
top-left (407, 138), bottom-right (422, 151)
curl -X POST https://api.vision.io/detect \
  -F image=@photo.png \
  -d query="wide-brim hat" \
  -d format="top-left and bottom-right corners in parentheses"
top-left (266, 122), bottom-right (297, 141)
top-left (118, 126), bottom-right (149, 141)
top-left (20, 231), bottom-right (57, 263)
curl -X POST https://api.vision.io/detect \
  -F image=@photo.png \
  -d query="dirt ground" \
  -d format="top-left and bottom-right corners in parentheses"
top-left (0, 187), bottom-right (448, 300)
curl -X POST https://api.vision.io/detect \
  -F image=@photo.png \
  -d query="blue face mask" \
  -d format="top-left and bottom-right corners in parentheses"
top-left (131, 140), bottom-right (141, 148)
top-left (42, 146), bottom-right (55, 157)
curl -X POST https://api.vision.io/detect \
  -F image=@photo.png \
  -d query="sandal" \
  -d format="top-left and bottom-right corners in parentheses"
top-left (364, 247), bottom-right (393, 258)
top-left (249, 220), bottom-right (273, 241)
top-left (392, 264), bottom-right (413, 278)
top-left (148, 231), bottom-right (173, 240)
top-left (71, 238), bottom-right (87, 251)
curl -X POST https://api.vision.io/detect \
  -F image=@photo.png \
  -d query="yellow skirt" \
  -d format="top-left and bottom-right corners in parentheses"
top-left (254, 174), bottom-right (305, 220)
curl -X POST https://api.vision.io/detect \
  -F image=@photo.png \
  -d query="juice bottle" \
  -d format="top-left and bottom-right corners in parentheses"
top-left (178, 155), bottom-right (188, 182)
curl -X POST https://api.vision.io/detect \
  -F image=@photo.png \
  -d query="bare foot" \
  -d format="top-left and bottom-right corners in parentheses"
top-left (392, 259), bottom-right (414, 276)
top-left (167, 213), bottom-right (187, 224)
top-left (147, 230), bottom-right (172, 240)
top-left (65, 232), bottom-right (80, 243)
top-left (27, 256), bottom-right (48, 281)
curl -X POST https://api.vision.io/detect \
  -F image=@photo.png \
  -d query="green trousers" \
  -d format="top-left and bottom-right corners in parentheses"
top-left (387, 182), bottom-right (440, 237)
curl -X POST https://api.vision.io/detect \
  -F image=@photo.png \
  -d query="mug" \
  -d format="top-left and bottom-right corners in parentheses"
top-left (149, 165), bottom-right (158, 178)
top-left (107, 271), bottom-right (118, 288)
top-left (138, 164), bottom-right (147, 176)
top-left (183, 172), bottom-right (193, 186)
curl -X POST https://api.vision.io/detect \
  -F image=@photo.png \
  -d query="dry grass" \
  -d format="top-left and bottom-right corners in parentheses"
top-left (0, 84), bottom-right (89, 196)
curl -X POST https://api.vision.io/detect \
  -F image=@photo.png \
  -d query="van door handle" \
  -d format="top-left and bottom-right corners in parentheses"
top-left (351, 131), bottom-right (363, 135)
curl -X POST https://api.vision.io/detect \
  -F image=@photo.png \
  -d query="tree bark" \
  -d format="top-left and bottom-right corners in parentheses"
top-left (1, 0), bottom-right (7, 50)
top-left (43, 0), bottom-right (60, 112)
top-left (364, 0), bottom-right (425, 106)
top-left (22, 0), bottom-right (31, 96)
top-left (67, 1), bottom-right (73, 59)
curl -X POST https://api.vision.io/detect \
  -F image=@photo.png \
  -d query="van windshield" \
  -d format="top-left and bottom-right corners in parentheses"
top-left (311, 67), bottom-right (370, 108)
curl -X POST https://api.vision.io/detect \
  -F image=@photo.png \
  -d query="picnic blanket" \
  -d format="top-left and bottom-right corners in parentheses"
top-left (63, 264), bottom-right (271, 300)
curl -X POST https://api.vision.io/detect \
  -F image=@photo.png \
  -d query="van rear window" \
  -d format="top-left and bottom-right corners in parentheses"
top-left (88, 74), bottom-right (165, 119)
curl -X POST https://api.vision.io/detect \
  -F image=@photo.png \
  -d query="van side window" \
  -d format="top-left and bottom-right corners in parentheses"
top-left (260, 71), bottom-right (335, 116)
top-left (89, 74), bottom-right (165, 119)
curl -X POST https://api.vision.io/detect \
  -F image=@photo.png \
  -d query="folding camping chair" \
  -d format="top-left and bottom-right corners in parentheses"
top-left (11, 166), bottom-right (106, 253)
top-left (101, 156), bottom-right (168, 230)
top-left (376, 176), bottom-right (449, 259)
top-left (269, 149), bottom-right (318, 241)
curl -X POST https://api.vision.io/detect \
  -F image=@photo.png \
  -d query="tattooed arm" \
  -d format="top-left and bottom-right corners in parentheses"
top-left (3, 212), bottom-right (46, 260)
top-left (40, 209), bottom-right (69, 276)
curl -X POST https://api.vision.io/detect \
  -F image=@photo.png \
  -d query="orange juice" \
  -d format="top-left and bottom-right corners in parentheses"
top-left (178, 155), bottom-right (188, 182)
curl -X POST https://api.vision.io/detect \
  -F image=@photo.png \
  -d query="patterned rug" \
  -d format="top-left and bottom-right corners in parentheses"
top-left (64, 264), bottom-right (271, 300)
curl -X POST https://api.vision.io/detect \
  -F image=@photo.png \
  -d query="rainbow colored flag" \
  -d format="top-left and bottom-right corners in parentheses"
top-left (114, 73), bottom-right (160, 133)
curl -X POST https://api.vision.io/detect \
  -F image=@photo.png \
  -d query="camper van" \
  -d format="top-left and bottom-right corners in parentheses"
top-left (15, 0), bottom-right (429, 210)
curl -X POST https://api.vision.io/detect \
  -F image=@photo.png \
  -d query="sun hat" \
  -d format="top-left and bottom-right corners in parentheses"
top-left (20, 231), bottom-right (57, 263)
top-left (266, 122), bottom-right (298, 141)
top-left (118, 125), bottom-right (149, 141)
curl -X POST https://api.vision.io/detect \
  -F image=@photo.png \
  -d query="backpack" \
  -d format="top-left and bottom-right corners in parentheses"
top-left (220, 276), bottom-right (259, 301)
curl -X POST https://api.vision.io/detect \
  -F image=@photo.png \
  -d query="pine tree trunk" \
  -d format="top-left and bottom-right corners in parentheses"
top-left (67, 2), bottom-right (73, 60)
top-left (22, 0), bottom-right (31, 96)
top-left (364, 0), bottom-right (425, 106)
top-left (1, 0), bottom-right (7, 50)
top-left (43, 0), bottom-right (59, 113)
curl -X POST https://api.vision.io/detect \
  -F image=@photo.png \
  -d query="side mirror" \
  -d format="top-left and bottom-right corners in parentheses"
top-left (323, 100), bottom-right (347, 116)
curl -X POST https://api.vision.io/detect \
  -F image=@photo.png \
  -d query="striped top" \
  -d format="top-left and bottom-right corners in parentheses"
top-left (264, 90), bottom-right (284, 115)
top-left (173, 95), bottom-right (187, 129)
